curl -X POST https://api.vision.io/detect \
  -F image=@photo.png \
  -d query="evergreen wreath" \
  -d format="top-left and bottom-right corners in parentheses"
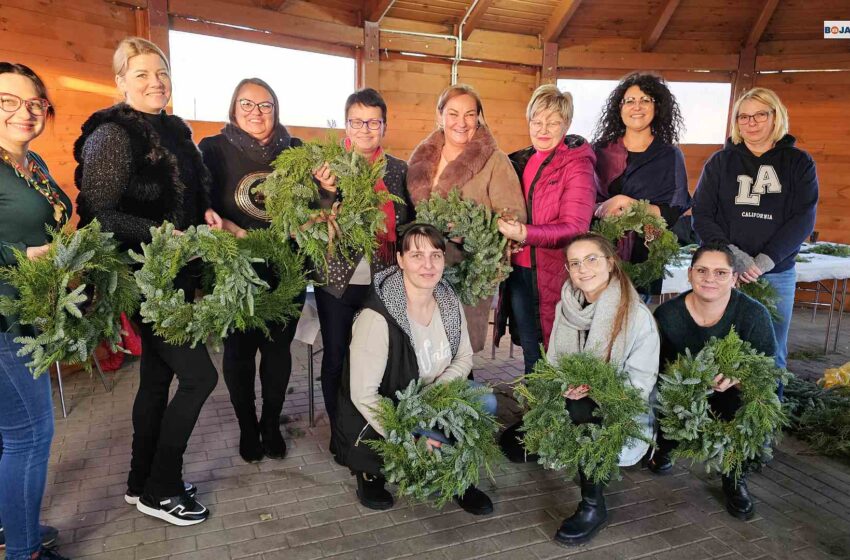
top-left (256, 136), bottom-right (402, 274)
top-left (130, 223), bottom-right (267, 348)
top-left (738, 279), bottom-right (780, 321)
top-left (236, 228), bottom-right (307, 334)
top-left (0, 220), bottom-right (140, 378)
top-left (593, 200), bottom-right (681, 289)
top-left (367, 378), bottom-right (502, 508)
top-left (801, 243), bottom-right (850, 257)
top-left (657, 328), bottom-right (789, 481)
top-left (414, 189), bottom-right (511, 305)
top-left (514, 353), bottom-right (650, 483)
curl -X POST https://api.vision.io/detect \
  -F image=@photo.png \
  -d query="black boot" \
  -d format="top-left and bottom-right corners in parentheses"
top-left (554, 472), bottom-right (608, 546)
top-left (647, 448), bottom-right (672, 474)
top-left (454, 485), bottom-right (494, 515)
top-left (499, 420), bottom-right (539, 463)
top-left (722, 474), bottom-right (755, 520)
top-left (356, 472), bottom-right (394, 510)
top-left (260, 411), bottom-right (287, 459)
top-left (235, 410), bottom-right (263, 463)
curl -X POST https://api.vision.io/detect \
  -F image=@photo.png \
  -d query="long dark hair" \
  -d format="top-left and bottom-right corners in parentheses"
top-left (592, 72), bottom-right (683, 148)
top-left (228, 77), bottom-right (280, 126)
top-left (565, 232), bottom-right (634, 362)
top-left (0, 62), bottom-right (55, 120)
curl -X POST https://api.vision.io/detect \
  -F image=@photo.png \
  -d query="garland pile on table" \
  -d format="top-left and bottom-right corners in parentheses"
top-left (236, 229), bottom-right (307, 334)
top-left (593, 200), bottom-right (680, 289)
top-left (657, 329), bottom-right (789, 481)
top-left (414, 189), bottom-right (511, 305)
top-left (130, 223), bottom-right (266, 348)
top-left (801, 243), bottom-right (850, 257)
top-left (256, 136), bottom-right (402, 273)
top-left (783, 375), bottom-right (850, 462)
top-left (367, 378), bottom-right (502, 508)
top-left (0, 220), bottom-right (139, 378)
top-left (514, 353), bottom-right (649, 483)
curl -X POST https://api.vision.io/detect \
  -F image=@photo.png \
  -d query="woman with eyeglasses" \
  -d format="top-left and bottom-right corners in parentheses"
top-left (650, 244), bottom-right (775, 520)
top-left (0, 62), bottom-right (71, 560)
top-left (198, 78), bottom-right (306, 464)
top-left (542, 232), bottom-right (658, 545)
top-left (311, 88), bottom-right (412, 458)
top-left (692, 87), bottom-right (818, 385)
top-left (75, 37), bottom-right (222, 526)
top-left (592, 72), bottom-right (690, 297)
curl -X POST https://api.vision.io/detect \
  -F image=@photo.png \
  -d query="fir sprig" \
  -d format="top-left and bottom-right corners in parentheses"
top-left (515, 353), bottom-right (650, 483)
top-left (593, 200), bottom-right (681, 289)
top-left (367, 378), bottom-right (502, 508)
top-left (738, 280), bottom-right (781, 321)
top-left (657, 328), bottom-right (790, 481)
top-left (256, 136), bottom-right (403, 274)
top-left (801, 243), bottom-right (850, 257)
top-left (783, 375), bottom-right (850, 461)
top-left (0, 220), bottom-right (140, 378)
top-left (130, 223), bottom-right (267, 348)
top-left (415, 190), bottom-right (511, 305)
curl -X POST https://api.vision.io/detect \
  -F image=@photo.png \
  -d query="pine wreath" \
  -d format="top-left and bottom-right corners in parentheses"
top-left (0, 220), bottom-right (140, 378)
top-left (414, 189), bottom-right (511, 305)
top-left (256, 136), bottom-right (402, 274)
top-left (514, 353), bottom-right (650, 483)
top-left (593, 200), bottom-right (681, 289)
top-left (130, 223), bottom-right (267, 347)
top-left (367, 378), bottom-right (502, 508)
top-left (657, 328), bottom-right (789, 481)
top-left (737, 280), bottom-right (780, 321)
top-left (236, 228), bottom-right (307, 334)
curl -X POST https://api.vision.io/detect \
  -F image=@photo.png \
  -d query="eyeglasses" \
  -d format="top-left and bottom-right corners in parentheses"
top-left (620, 95), bottom-right (654, 108)
top-left (347, 118), bottom-right (384, 130)
top-left (0, 93), bottom-right (51, 116)
top-left (566, 254), bottom-right (607, 272)
top-left (736, 110), bottom-right (773, 125)
top-left (529, 119), bottom-right (565, 133)
top-left (238, 98), bottom-right (274, 114)
top-left (691, 266), bottom-right (733, 280)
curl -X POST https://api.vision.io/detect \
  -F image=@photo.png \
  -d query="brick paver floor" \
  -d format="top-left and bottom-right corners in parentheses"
top-left (12, 306), bottom-right (850, 560)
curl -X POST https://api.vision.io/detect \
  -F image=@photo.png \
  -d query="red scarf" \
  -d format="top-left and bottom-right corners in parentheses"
top-left (344, 138), bottom-right (397, 265)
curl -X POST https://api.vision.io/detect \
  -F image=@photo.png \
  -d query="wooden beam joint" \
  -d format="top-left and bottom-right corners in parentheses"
top-left (542, 0), bottom-right (583, 43)
top-left (541, 42), bottom-right (559, 85)
top-left (461, 0), bottom-right (495, 40)
top-left (642, 0), bottom-right (681, 51)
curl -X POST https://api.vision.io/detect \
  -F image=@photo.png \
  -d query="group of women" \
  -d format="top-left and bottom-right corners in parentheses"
top-left (0, 33), bottom-right (818, 559)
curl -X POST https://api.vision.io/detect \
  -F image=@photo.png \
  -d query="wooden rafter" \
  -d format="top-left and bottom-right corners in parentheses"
top-left (642, 0), bottom-right (681, 51)
top-left (541, 0), bottom-right (583, 43)
top-left (461, 0), bottom-right (495, 40)
top-left (365, 0), bottom-right (395, 22)
top-left (259, 0), bottom-right (290, 10)
top-left (745, 0), bottom-right (779, 48)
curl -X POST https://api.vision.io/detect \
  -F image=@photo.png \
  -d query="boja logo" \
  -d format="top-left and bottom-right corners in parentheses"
top-left (824, 21), bottom-right (850, 39)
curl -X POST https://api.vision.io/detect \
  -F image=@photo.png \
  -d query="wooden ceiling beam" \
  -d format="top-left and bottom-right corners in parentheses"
top-left (365, 0), bottom-right (395, 22)
top-left (461, 0), bottom-right (495, 40)
top-left (541, 0), bottom-right (583, 43)
top-left (259, 0), bottom-right (291, 11)
top-left (642, 0), bottom-right (681, 51)
top-left (745, 0), bottom-right (779, 48)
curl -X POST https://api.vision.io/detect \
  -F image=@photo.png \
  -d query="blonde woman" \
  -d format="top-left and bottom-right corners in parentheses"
top-left (407, 84), bottom-right (526, 352)
top-left (74, 37), bottom-right (221, 526)
top-left (692, 87), bottom-right (818, 388)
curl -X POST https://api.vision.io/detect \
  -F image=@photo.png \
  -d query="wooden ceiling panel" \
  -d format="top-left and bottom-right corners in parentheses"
top-left (478, 0), bottom-right (556, 35)
top-left (562, 1), bottom-right (656, 39)
top-left (386, 0), bottom-right (470, 25)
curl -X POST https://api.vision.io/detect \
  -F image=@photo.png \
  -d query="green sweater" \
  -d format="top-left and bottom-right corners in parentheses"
top-left (653, 289), bottom-right (776, 371)
top-left (0, 153), bottom-right (73, 336)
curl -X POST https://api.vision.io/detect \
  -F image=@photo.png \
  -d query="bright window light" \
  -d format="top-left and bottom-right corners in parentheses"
top-left (169, 30), bottom-right (355, 128)
top-left (556, 78), bottom-right (732, 144)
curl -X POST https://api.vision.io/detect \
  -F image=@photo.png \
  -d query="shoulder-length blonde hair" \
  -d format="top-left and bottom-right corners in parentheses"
top-left (112, 37), bottom-right (170, 78)
top-left (730, 87), bottom-right (789, 145)
top-left (435, 83), bottom-right (487, 128)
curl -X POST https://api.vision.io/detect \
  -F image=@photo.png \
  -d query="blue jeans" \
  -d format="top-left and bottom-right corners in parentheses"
top-left (506, 266), bottom-right (543, 375)
top-left (413, 381), bottom-right (498, 445)
top-left (762, 266), bottom-right (796, 399)
top-left (0, 334), bottom-right (54, 560)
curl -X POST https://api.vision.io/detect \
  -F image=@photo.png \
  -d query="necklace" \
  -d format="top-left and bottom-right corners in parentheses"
top-left (0, 147), bottom-right (67, 224)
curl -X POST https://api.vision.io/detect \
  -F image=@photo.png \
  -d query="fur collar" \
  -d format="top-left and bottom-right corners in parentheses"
top-left (407, 126), bottom-right (498, 203)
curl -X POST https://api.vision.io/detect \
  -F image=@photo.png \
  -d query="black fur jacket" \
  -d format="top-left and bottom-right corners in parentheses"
top-left (74, 103), bottom-right (211, 251)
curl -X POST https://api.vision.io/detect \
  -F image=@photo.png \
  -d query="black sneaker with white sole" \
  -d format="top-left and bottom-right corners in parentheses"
top-left (125, 482), bottom-right (197, 505)
top-left (136, 492), bottom-right (209, 526)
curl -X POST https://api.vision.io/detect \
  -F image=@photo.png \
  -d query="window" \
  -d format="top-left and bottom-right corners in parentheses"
top-left (556, 78), bottom-right (732, 144)
top-left (169, 31), bottom-right (355, 128)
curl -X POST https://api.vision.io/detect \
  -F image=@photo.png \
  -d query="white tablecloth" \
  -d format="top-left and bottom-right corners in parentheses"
top-left (661, 243), bottom-right (850, 294)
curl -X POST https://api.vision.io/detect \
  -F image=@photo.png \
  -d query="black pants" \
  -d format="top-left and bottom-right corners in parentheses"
top-left (222, 290), bottom-right (304, 432)
top-left (129, 322), bottom-right (218, 498)
top-left (506, 266), bottom-right (543, 375)
top-left (315, 284), bottom-right (370, 428)
top-left (656, 387), bottom-right (742, 455)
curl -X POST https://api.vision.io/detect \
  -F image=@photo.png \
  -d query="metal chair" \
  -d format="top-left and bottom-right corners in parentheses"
top-left (54, 354), bottom-right (112, 419)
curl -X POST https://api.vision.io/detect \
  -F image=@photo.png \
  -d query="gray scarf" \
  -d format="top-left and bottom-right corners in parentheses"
top-left (548, 278), bottom-right (640, 367)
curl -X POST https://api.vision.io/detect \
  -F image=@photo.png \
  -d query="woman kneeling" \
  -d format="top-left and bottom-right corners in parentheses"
top-left (332, 224), bottom-right (496, 514)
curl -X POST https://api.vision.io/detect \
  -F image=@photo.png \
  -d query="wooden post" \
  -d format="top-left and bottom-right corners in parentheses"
top-left (728, 46), bottom-right (756, 136)
top-left (135, 0), bottom-right (170, 61)
top-left (541, 42), bottom-right (559, 85)
top-left (360, 21), bottom-right (380, 89)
